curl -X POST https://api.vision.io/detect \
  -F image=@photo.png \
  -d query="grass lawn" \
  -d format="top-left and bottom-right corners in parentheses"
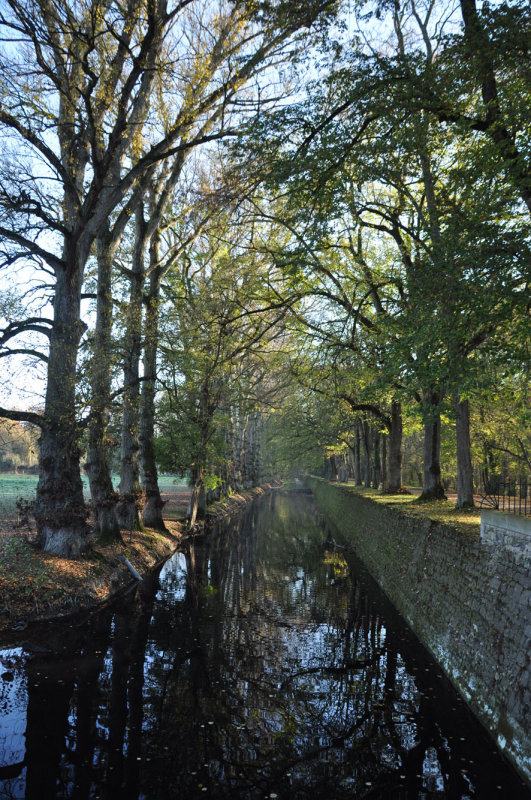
top-left (0, 472), bottom-right (190, 525)
top-left (0, 474), bottom-right (39, 525)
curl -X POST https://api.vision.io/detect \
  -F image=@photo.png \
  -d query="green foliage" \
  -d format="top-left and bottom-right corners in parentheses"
top-left (262, 377), bottom-right (355, 479)
top-left (224, 0), bottom-right (530, 488)
top-left (154, 207), bottom-right (296, 491)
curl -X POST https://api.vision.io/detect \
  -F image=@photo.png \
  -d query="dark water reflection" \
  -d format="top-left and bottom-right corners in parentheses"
top-left (0, 492), bottom-right (529, 799)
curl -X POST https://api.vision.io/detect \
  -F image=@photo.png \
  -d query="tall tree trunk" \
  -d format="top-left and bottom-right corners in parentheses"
top-left (381, 433), bottom-right (387, 489)
top-left (373, 432), bottom-right (381, 489)
top-left (189, 468), bottom-right (207, 528)
top-left (238, 416), bottom-right (248, 488)
top-left (417, 142), bottom-right (447, 502)
top-left (116, 206), bottom-right (145, 531)
top-left (251, 413), bottom-right (262, 485)
top-left (242, 412), bottom-right (253, 488)
top-left (232, 409), bottom-right (243, 489)
top-left (354, 418), bottom-right (362, 485)
top-left (240, 411), bottom-right (262, 488)
top-left (188, 386), bottom-right (211, 527)
top-left (362, 421), bottom-right (371, 487)
top-left (139, 243), bottom-right (166, 530)
top-left (85, 229), bottom-right (121, 542)
top-left (481, 441), bottom-right (497, 493)
top-left (225, 410), bottom-right (236, 493)
top-left (338, 453), bottom-right (348, 482)
top-left (388, 400), bottom-right (403, 491)
top-left (455, 392), bottom-right (475, 508)
top-left (35, 259), bottom-right (88, 557)
top-left (419, 388), bottom-right (447, 501)
top-left (346, 447), bottom-right (354, 480)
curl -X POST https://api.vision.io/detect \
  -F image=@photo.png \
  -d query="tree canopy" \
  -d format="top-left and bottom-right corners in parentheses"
top-left (0, 0), bottom-right (528, 553)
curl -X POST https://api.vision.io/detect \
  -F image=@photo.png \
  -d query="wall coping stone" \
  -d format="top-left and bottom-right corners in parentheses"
top-left (480, 509), bottom-right (531, 562)
top-left (480, 508), bottom-right (531, 538)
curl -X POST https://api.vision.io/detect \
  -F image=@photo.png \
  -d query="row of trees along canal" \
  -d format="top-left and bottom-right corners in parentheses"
top-left (0, 0), bottom-right (528, 557)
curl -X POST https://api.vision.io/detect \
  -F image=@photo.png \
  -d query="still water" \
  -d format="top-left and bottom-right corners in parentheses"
top-left (0, 492), bottom-right (529, 799)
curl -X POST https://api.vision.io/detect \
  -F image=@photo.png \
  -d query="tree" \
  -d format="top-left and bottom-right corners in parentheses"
top-left (0, 0), bottom-right (337, 554)
top-left (156, 209), bottom-right (295, 523)
top-left (227, 0), bottom-right (528, 502)
top-left (0, 0), bottom-right (183, 554)
top-left (0, 419), bottom-right (39, 472)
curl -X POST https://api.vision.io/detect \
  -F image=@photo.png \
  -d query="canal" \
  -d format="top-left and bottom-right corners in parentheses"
top-left (0, 492), bottom-right (529, 799)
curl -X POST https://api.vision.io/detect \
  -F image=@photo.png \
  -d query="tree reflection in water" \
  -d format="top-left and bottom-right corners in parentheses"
top-left (0, 492), bottom-right (529, 799)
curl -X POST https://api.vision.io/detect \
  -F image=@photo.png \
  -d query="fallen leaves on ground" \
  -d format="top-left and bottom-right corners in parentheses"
top-left (0, 522), bottom-right (184, 634)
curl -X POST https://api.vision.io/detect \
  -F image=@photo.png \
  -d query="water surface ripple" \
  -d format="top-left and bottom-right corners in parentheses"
top-left (0, 492), bottom-right (529, 799)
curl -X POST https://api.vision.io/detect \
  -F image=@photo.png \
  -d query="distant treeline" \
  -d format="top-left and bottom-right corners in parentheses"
top-left (0, 420), bottom-right (39, 473)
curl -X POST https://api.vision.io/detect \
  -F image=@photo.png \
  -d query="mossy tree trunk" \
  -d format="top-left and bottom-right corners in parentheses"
top-left (139, 245), bottom-right (166, 530)
top-left (419, 388), bottom-right (447, 501)
top-left (455, 392), bottom-right (475, 508)
top-left (387, 400), bottom-right (403, 491)
top-left (85, 228), bottom-right (121, 542)
top-left (362, 420), bottom-right (371, 487)
top-left (381, 434), bottom-right (387, 488)
top-left (373, 432), bottom-right (381, 489)
top-left (116, 204), bottom-right (145, 531)
top-left (354, 418), bottom-right (362, 485)
top-left (35, 250), bottom-right (89, 557)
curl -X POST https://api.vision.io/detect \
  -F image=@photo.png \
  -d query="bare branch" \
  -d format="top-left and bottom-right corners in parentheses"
top-left (0, 406), bottom-right (46, 428)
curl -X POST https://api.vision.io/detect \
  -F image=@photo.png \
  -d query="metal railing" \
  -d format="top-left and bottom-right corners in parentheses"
top-left (479, 479), bottom-right (529, 516)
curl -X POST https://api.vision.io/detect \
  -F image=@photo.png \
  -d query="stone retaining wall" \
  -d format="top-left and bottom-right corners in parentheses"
top-left (306, 477), bottom-right (531, 783)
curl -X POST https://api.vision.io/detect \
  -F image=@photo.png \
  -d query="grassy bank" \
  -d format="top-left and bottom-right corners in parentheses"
top-left (342, 485), bottom-right (482, 537)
